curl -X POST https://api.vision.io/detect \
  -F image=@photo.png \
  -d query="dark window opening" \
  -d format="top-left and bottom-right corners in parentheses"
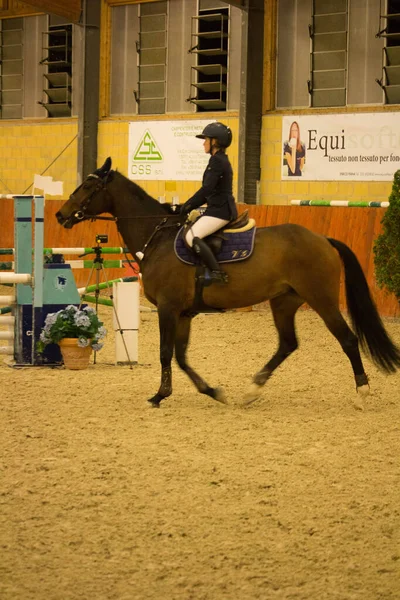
top-left (137, 1), bottom-right (167, 115)
top-left (40, 24), bottom-right (72, 117)
top-left (189, 7), bottom-right (229, 112)
top-left (377, 0), bottom-right (400, 103)
top-left (310, 0), bottom-right (347, 107)
top-left (0, 17), bottom-right (23, 119)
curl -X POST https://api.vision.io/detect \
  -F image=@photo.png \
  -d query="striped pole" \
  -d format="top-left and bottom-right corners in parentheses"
top-left (77, 276), bottom-right (137, 296)
top-left (81, 295), bottom-right (113, 307)
top-left (290, 200), bottom-right (390, 207)
top-left (0, 247), bottom-right (131, 255)
top-left (66, 259), bottom-right (132, 270)
top-left (0, 273), bottom-right (31, 284)
top-left (78, 276), bottom-right (152, 312)
top-left (0, 259), bottom-right (136, 271)
top-left (0, 296), bottom-right (15, 306)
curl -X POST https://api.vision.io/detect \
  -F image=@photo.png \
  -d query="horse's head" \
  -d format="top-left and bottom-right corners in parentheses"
top-left (56, 157), bottom-right (115, 229)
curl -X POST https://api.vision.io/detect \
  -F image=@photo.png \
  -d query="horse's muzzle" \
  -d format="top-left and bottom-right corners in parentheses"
top-left (55, 210), bottom-right (65, 225)
top-left (55, 210), bottom-right (74, 228)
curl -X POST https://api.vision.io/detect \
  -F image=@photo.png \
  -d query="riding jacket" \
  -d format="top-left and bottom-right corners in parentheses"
top-left (182, 150), bottom-right (237, 221)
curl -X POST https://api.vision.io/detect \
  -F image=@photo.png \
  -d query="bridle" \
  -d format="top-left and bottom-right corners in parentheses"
top-left (69, 172), bottom-right (112, 223)
top-left (67, 169), bottom-right (183, 263)
top-left (69, 169), bottom-right (180, 223)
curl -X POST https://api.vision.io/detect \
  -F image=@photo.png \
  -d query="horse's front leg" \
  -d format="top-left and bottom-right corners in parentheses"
top-left (175, 314), bottom-right (227, 404)
top-left (148, 306), bottom-right (178, 408)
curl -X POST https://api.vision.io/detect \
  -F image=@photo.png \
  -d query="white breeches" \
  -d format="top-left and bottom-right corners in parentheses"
top-left (185, 215), bottom-right (230, 247)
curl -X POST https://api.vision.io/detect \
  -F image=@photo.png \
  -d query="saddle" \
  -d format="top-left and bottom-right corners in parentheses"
top-left (174, 210), bottom-right (256, 265)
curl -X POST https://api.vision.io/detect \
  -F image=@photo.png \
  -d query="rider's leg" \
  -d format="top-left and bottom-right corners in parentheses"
top-left (185, 215), bottom-right (230, 246)
top-left (185, 216), bottom-right (230, 284)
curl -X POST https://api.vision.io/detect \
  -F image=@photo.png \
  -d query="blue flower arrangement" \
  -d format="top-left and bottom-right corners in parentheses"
top-left (37, 305), bottom-right (107, 353)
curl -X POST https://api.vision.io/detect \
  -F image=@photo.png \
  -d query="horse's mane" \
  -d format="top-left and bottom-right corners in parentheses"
top-left (112, 169), bottom-right (177, 214)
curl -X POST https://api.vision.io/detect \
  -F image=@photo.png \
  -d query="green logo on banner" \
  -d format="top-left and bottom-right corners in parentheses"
top-left (133, 130), bottom-right (163, 161)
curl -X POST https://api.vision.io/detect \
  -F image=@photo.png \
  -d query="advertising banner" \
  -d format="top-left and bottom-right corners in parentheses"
top-left (128, 120), bottom-right (212, 181)
top-left (282, 113), bottom-right (400, 181)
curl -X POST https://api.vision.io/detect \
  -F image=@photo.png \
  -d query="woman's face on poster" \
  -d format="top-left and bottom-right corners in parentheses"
top-left (290, 123), bottom-right (299, 140)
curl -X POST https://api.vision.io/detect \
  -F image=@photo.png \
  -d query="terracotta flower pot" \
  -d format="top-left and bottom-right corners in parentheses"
top-left (58, 338), bottom-right (92, 370)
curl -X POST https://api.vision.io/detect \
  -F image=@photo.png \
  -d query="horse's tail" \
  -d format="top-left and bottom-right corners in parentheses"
top-left (327, 237), bottom-right (400, 373)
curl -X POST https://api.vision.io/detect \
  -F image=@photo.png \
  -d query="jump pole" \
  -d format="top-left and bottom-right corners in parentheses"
top-left (290, 200), bottom-right (390, 207)
top-left (0, 260), bottom-right (133, 271)
top-left (0, 247), bottom-right (131, 255)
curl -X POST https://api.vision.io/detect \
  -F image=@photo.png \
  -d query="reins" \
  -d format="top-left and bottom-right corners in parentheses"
top-left (70, 168), bottom-right (183, 264)
top-left (86, 213), bottom-right (181, 221)
top-left (138, 217), bottom-right (182, 259)
top-left (86, 212), bottom-right (182, 267)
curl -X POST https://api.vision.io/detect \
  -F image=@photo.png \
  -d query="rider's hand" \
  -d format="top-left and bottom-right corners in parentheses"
top-left (187, 209), bottom-right (201, 223)
top-left (180, 200), bottom-right (192, 216)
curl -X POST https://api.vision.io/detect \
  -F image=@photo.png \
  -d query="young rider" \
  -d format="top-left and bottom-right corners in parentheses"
top-left (180, 122), bottom-right (237, 284)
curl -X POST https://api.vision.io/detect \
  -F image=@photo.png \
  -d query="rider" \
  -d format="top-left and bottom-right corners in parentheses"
top-left (181, 122), bottom-right (237, 284)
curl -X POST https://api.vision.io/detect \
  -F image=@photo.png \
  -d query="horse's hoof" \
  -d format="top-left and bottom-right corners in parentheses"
top-left (147, 394), bottom-right (163, 408)
top-left (242, 383), bottom-right (263, 406)
top-left (353, 384), bottom-right (369, 411)
top-left (148, 401), bottom-right (161, 408)
top-left (213, 387), bottom-right (228, 405)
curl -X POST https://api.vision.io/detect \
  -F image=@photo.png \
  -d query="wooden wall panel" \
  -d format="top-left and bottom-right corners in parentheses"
top-left (0, 200), bottom-right (399, 317)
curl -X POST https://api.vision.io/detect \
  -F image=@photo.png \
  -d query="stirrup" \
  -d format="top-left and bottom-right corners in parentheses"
top-left (210, 270), bottom-right (229, 284)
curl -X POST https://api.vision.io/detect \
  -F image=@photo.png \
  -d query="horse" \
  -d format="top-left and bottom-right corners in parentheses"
top-left (56, 157), bottom-right (400, 409)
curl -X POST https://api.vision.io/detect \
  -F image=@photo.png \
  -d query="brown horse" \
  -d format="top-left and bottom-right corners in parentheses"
top-left (56, 157), bottom-right (400, 409)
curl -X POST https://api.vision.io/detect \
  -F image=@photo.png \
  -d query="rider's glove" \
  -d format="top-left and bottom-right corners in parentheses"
top-left (180, 200), bottom-right (193, 216)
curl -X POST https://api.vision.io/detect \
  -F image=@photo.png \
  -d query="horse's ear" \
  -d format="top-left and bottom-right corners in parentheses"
top-left (95, 157), bottom-right (112, 177)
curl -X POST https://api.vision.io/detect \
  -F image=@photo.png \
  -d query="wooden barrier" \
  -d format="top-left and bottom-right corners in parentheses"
top-left (0, 199), bottom-right (398, 317)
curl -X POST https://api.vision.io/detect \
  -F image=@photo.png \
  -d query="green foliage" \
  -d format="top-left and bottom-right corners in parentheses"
top-left (373, 170), bottom-right (400, 299)
top-left (37, 305), bottom-right (107, 353)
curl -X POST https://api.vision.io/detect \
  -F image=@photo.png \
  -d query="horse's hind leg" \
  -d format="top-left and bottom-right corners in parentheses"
top-left (309, 302), bottom-right (369, 410)
top-left (243, 292), bottom-right (304, 405)
top-left (175, 314), bottom-right (227, 404)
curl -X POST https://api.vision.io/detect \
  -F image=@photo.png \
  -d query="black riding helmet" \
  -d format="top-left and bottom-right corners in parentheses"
top-left (196, 122), bottom-right (232, 149)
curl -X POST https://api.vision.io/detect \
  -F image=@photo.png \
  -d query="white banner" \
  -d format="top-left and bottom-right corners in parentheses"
top-left (128, 120), bottom-right (213, 181)
top-left (282, 113), bottom-right (400, 181)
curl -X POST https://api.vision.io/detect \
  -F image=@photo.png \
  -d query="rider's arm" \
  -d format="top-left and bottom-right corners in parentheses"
top-left (182, 155), bottom-right (224, 213)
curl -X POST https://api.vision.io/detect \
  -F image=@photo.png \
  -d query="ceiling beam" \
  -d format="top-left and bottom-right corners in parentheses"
top-left (20, 0), bottom-right (82, 22)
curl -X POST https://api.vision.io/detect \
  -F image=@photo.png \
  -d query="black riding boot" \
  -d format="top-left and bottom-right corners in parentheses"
top-left (192, 237), bottom-right (228, 284)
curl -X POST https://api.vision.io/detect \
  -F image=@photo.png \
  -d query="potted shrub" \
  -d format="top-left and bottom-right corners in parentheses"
top-left (374, 170), bottom-right (400, 300)
top-left (38, 305), bottom-right (107, 370)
